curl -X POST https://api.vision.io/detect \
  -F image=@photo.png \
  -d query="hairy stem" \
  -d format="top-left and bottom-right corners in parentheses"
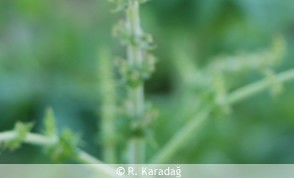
top-left (149, 68), bottom-right (294, 164)
top-left (126, 1), bottom-right (145, 164)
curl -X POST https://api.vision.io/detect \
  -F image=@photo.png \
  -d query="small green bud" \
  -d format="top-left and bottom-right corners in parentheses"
top-left (109, 0), bottom-right (130, 12)
top-left (46, 128), bottom-right (80, 162)
top-left (141, 52), bottom-right (157, 79)
top-left (263, 69), bottom-right (284, 96)
top-left (272, 35), bottom-right (286, 63)
top-left (139, 33), bottom-right (155, 50)
top-left (113, 20), bottom-right (131, 45)
top-left (44, 107), bottom-right (57, 136)
top-left (212, 71), bottom-right (231, 115)
top-left (142, 102), bottom-right (158, 127)
top-left (2, 122), bottom-right (34, 151)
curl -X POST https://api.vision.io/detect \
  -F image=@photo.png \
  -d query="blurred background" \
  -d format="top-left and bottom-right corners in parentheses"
top-left (1, 0), bottom-right (294, 164)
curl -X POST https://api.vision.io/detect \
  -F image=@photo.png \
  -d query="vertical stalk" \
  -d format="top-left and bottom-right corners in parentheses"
top-left (126, 1), bottom-right (145, 164)
top-left (98, 47), bottom-right (117, 164)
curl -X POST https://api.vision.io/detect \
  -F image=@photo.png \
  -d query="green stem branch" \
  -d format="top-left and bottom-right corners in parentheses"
top-left (227, 68), bottom-right (294, 104)
top-left (0, 131), bottom-right (56, 146)
top-left (126, 1), bottom-right (145, 164)
top-left (149, 68), bottom-right (294, 164)
top-left (149, 108), bottom-right (210, 164)
top-left (0, 131), bottom-right (116, 177)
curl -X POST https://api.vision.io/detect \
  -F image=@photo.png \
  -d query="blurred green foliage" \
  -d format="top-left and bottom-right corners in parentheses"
top-left (1, 0), bottom-right (294, 163)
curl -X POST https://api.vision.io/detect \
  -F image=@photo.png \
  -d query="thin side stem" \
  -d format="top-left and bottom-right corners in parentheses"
top-left (126, 1), bottom-right (145, 164)
top-left (227, 68), bottom-right (294, 104)
top-left (149, 68), bottom-right (294, 164)
top-left (0, 131), bottom-right (115, 176)
top-left (149, 108), bottom-right (210, 164)
top-left (76, 150), bottom-right (104, 164)
top-left (0, 131), bottom-right (57, 146)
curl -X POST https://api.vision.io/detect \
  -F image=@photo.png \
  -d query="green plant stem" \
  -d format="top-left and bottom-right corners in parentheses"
top-left (98, 47), bottom-right (117, 164)
top-left (149, 108), bottom-right (210, 164)
top-left (0, 131), bottom-right (116, 176)
top-left (149, 68), bottom-right (294, 164)
top-left (126, 1), bottom-right (145, 164)
top-left (227, 68), bottom-right (294, 104)
top-left (0, 131), bottom-right (99, 163)
top-left (0, 131), bottom-right (57, 146)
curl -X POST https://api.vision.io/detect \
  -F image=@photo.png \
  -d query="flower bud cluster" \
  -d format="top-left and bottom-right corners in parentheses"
top-left (115, 52), bottom-right (156, 88)
top-left (110, 0), bottom-right (157, 139)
